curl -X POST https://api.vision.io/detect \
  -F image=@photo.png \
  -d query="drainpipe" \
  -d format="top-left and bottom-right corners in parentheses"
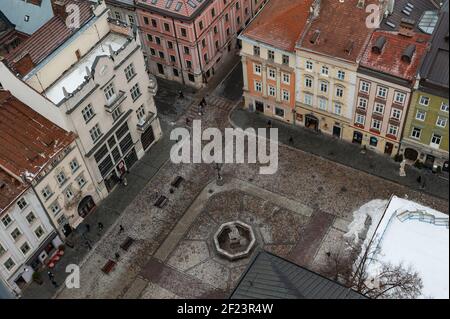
top-left (192, 19), bottom-right (207, 85)
top-left (171, 18), bottom-right (186, 85)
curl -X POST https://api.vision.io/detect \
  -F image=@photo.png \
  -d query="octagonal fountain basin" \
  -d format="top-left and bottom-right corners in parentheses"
top-left (213, 221), bottom-right (256, 261)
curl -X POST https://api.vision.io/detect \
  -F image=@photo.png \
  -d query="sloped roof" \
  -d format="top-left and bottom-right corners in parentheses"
top-left (231, 251), bottom-right (367, 299)
top-left (298, 0), bottom-right (378, 63)
top-left (136, 0), bottom-right (212, 20)
top-left (360, 30), bottom-right (430, 84)
top-left (1, 0), bottom-right (54, 35)
top-left (0, 90), bottom-right (75, 181)
top-left (0, 169), bottom-right (27, 213)
top-left (5, 0), bottom-right (94, 75)
top-left (241, 0), bottom-right (314, 52)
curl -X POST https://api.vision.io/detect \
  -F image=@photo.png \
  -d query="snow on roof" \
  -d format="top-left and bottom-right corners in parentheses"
top-left (44, 32), bottom-right (129, 104)
top-left (348, 196), bottom-right (449, 299)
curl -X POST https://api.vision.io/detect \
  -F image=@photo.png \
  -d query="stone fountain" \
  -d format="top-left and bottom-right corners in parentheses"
top-left (213, 221), bottom-right (256, 261)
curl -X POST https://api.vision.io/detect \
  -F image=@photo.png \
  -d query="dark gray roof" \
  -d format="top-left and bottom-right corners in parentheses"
top-left (230, 251), bottom-right (367, 299)
top-left (381, 0), bottom-right (440, 33)
top-left (419, 7), bottom-right (449, 97)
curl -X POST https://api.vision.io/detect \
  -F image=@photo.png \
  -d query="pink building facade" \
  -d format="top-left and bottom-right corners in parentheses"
top-left (136, 0), bottom-right (268, 88)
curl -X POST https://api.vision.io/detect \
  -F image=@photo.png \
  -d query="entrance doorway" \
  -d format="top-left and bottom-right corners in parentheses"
top-left (352, 131), bottom-right (363, 144)
top-left (384, 142), bottom-right (394, 155)
top-left (78, 196), bottom-right (96, 218)
top-left (443, 161), bottom-right (449, 172)
top-left (255, 101), bottom-right (264, 113)
top-left (404, 148), bottom-right (419, 161)
top-left (124, 149), bottom-right (138, 170)
top-left (424, 154), bottom-right (435, 169)
top-left (105, 171), bottom-right (120, 192)
top-left (141, 125), bottom-right (155, 151)
top-left (332, 125), bottom-right (341, 138)
top-left (305, 114), bottom-right (319, 131)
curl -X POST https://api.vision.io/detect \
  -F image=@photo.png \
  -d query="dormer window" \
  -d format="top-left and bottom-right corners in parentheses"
top-left (372, 37), bottom-right (386, 54)
top-left (401, 44), bottom-right (416, 63)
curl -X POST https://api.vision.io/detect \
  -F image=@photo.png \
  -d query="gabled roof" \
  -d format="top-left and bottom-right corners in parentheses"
top-left (298, 0), bottom-right (378, 63)
top-left (231, 251), bottom-right (367, 299)
top-left (0, 90), bottom-right (75, 182)
top-left (5, 0), bottom-right (94, 76)
top-left (241, 0), bottom-right (314, 52)
top-left (418, 7), bottom-right (449, 97)
top-left (359, 30), bottom-right (430, 85)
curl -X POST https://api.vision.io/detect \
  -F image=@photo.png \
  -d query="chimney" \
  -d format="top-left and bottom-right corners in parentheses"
top-left (13, 53), bottom-right (35, 77)
top-left (357, 0), bottom-right (366, 9)
top-left (309, 0), bottom-right (322, 20)
top-left (399, 18), bottom-right (415, 37)
top-left (51, 0), bottom-right (68, 21)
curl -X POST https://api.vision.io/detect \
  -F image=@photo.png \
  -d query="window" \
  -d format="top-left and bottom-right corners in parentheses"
top-left (4, 258), bottom-right (15, 271)
top-left (164, 23), bottom-right (170, 32)
top-left (76, 174), bottom-right (87, 188)
top-left (411, 127), bottom-right (421, 139)
top-left (104, 83), bottom-right (116, 102)
top-left (50, 202), bottom-right (61, 216)
top-left (34, 226), bottom-right (45, 239)
top-left (20, 242), bottom-right (31, 255)
top-left (377, 86), bottom-right (388, 99)
top-left (356, 114), bottom-right (365, 125)
top-left (268, 86), bottom-right (276, 97)
top-left (1, 215), bottom-right (12, 227)
top-left (184, 46), bottom-right (190, 55)
top-left (419, 96), bottom-right (430, 106)
top-left (268, 50), bottom-right (275, 61)
top-left (90, 124), bottom-right (102, 143)
top-left (136, 105), bottom-right (146, 121)
top-left (394, 91), bottom-right (406, 105)
top-left (371, 119), bottom-right (382, 131)
top-left (321, 66), bottom-right (329, 76)
top-left (41, 186), bottom-right (53, 200)
top-left (337, 70), bottom-right (345, 80)
top-left (282, 55), bottom-right (290, 65)
top-left (431, 133), bottom-right (442, 148)
top-left (374, 103), bottom-right (385, 114)
top-left (69, 159), bottom-right (79, 172)
top-left (268, 68), bottom-right (276, 79)
top-left (0, 244), bottom-right (5, 256)
top-left (320, 81), bottom-right (328, 93)
top-left (370, 137), bottom-right (378, 147)
top-left (124, 63), bottom-right (136, 81)
top-left (334, 103), bottom-right (342, 115)
top-left (168, 41), bottom-right (174, 49)
top-left (387, 125), bottom-right (398, 137)
top-left (358, 97), bottom-right (368, 109)
top-left (26, 212), bottom-right (36, 224)
top-left (436, 117), bottom-right (447, 128)
top-left (306, 61), bottom-right (313, 70)
top-left (274, 107), bottom-right (285, 118)
top-left (254, 63), bottom-right (261, 75)
top-left (336, 86), bottom-right (344, 98)
top-left (282, 73), bottom-right (290, 84)
top-left (305, 77), bottom-right (313, 88)
top-left (254, 81), bottom-right (262, 92)
top-left (65, 186), bottom-right (74, 200)
top-left (114, 11), bottom-right (121, 20)
top-left (318, 98), bottom-right (328, 110)
top-left (441, 102), bottom-right (449, 112)
top-left (151, 19), bottom-right (157, 28)
top-left (112, 107), bottom-right (121, 121)
top-left (253, 46), bottom-right (260, 56)
top-left (360, 81), bottom-right (370, 93)
top-left (128, 15), bottom-right (135, 25)
top-left (81, 104), bottom-right (95, 122)
top-left (391, 109), bottom-right (402, 120)
top-left (282, 90), bottom-right (290, 101)
top-left (304, 94), bottom-right (313, 105)
top-left (416, 110), bottom-right (426, 121)
top-left (17, 198), bottom-right (27, 210)
top-left (130, 83), bottom-right (142, 101)
top-left (56, 171), bottom-right (67, 186)
top-left (11, 228), bottom-right (21, 241)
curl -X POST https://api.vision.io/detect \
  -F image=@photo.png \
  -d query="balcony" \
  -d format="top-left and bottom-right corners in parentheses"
top-left (148, 74), bottom-right (158, 95)
top-left (104, 91), bottom-right (126, 113)
top-left (137, 112), bottom-right (156, 132)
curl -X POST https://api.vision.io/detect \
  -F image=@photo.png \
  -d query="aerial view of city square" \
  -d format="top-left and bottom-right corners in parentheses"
top-left (0, 0), bottom-right (448, 309)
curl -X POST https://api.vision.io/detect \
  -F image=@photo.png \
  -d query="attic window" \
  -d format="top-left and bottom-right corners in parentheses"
top-left (24, 15), bottom-right (30, 22)
top-left (310, 30), bottom-right (320, 44)
top-left (42, 136), bottom-right (55, 147)
top-left (401, 44), bottom-right (416, 63)
top-left (372, 37), bottom-right (386, 54)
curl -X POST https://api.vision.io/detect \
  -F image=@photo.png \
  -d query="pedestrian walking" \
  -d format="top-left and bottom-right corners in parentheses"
top-left (417, 175), bottom-right (422, 184)
top-left (201, 97), bottom-right (207, 107)
top-left (421, 179), bottom-right (426, 189)
top-left (51, 279), bottom-right (59, 288)
top-left (47, 271), bottom-right (55, 280)
top-left (289, 136), bottom-right (294, 144)
top-left (267, 120), bottom-right (272, 129)
top-left (115, 252), bottom-right (120, 260)
top-left (186, 118), bottom-right (190, 126)
top-left (98, 222), bottom-right (104, 231)
top-left (178, 90), bottom-right (184, 99)
top-left (85, 223), bottom-right (90, 233)
top-left (85, 241), bottom-right (92, 250)
top-left (119, 225), bottom-right (124, 234)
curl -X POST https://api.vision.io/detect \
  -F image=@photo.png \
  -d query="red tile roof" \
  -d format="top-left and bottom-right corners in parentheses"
top-left (0, 90), bottom-right (75, 181)
top-left (0, 169), bottom-right (27, 213)
top-left (360, 30), bottom-right (431, 82)
top-left (299, 0), bottom-right (378, 62)
top-left (242, 0), bottom-right (314, 52)
top-left (5, 0), bottom-right (94, 75)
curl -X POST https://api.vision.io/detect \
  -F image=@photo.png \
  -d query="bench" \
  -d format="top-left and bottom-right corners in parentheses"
top-left (120, 237), bottom-right (135, 251)
top-left (154, 195), bottom-right (168, 208)
top-left (171, 176), bottom-right (184, 188)
top-left (101, 259), bottom-right (117, 274)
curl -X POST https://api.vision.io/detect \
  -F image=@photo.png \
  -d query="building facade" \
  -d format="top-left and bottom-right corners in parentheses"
top-left (400, 8), bottom-right (449, 170)
top-left (0, 174), bottom-right (62, 297)
top-left (351, 25), bottom-right (430, 157)
top-left (105, 0), bottom-right (139, 27)
top-left (136, 0), bottom-right (268, 88)
top-left (239, 0), bottom-right (313, 123)
top-left (2, 1), bottom-right (162, 197)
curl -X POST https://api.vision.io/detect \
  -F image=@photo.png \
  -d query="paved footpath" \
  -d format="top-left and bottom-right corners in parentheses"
top-left (230, 108), bottom-right (449, 201)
